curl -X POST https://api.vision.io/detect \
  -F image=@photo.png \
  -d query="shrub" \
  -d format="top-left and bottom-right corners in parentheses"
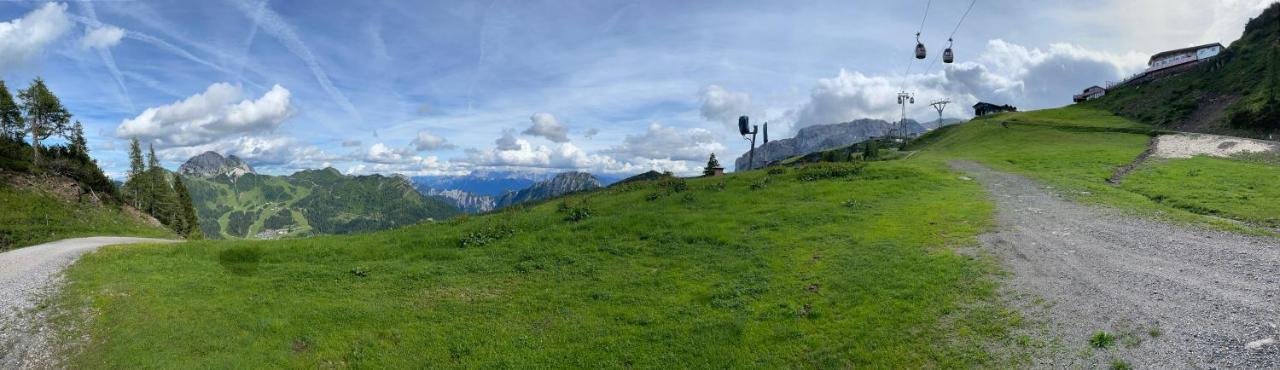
top-left (564, 205), bottom-right (592, 222)
top-left (1089, 331), bottom-right (1116, 349)
top-left (749, 177), bottom-right (771, 190)
top-left (459, 224), bottom-right (515, 248)
top-left (767, 167), bottom-right (786, 175)
top-left (796, 163), bottom-right (866, 182)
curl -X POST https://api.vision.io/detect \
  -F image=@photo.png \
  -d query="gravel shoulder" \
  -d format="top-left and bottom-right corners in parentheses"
top-left (0, 237), bottom-right (178, 369)
top-left (951, 160), bottom-right (1280, 368)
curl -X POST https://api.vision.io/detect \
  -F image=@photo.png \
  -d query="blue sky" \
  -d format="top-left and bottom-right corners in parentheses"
top-left (0, 0), bottom-right (1269, 177)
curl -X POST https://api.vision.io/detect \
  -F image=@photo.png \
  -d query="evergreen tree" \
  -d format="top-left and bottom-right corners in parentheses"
top-left (17, 78), bottom-right (71, 167)
top-left (68, 121), bottom-right (88, 158)
top-left (128, 138), bottom-right (145, 179)
top-left (0, 80), bottom-right (23, 142)
top-left (173, 177), bottom-right (203, 239)
top-left (702, 153), bottom-right (722, 176)
top-left (147, 143), bottom-right (161, 169)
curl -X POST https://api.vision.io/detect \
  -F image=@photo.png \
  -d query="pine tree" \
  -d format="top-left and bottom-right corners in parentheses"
top-left (17, 78), bottom-right (71, 167)
top-left (173, 177), bottom-right (203, 239)
top-left (702, 153), bottom-right (722, 176)
top-left (128, 138), bottom-right (145, 179)
top-left (0, 80), bottom-right (23, 142)
top-left (68, 121), bottom-right (88, 158)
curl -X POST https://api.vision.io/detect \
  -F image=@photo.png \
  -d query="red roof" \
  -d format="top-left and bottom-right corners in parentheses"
top-left (1148, 43), bottom-right (1224, 65)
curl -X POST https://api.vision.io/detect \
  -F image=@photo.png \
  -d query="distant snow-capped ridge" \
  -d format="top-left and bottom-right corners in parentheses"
top-left (416, 171), bottom-right (604, 213)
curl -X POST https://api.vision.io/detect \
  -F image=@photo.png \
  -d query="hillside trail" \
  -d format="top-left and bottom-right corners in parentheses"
top-left (950, 160), bottom-right (1280, 368)
top-left (0, 237), bottom-right (179, 369)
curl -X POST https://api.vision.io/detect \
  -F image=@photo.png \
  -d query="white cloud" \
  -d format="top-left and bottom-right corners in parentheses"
top-left (495, 129), bottom-right (521, 151)
top-left (412, 130), bottom-right (455, 151)
top-left (158, 135), bottom-right (336, 168)
top-left (0, 3), bottom-right (73, 70)
top-left (365, 142), bottom-right (419, 164)
top-left (341, 139), bottom-right (362, 147)
top-left (115, 83), bottom-right (295, 147)
top-left (522, 112), bottom-right (570, 143)
top-left (785, 39), bottom-right (1148, 130)
top-left (80, 24), bottom-right (124, 49)
top-left (605, 122), bottom-right (724, 162)
top-left (699, 85), bottom-right (753, 129)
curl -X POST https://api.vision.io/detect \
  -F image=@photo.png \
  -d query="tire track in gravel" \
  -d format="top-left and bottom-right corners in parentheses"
top-left (951, 160), bottom-right (1280, 368)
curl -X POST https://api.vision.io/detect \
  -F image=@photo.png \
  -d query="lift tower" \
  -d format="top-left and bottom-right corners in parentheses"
top-left (929, 98), bottom-right (951, 124)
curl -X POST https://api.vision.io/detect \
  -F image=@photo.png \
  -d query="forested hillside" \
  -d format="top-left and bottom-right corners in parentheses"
top-left (0, 78), bottom-right (176, 249)
top-left (183, 165), bottom-right (458, 239)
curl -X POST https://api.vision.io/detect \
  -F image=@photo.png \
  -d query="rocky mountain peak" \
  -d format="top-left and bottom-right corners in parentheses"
top-left (178, 151), bottom-right (255, 178)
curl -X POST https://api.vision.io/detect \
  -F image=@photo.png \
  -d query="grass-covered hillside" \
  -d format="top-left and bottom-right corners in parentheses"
top-left (913, 106), bottom-right (1279, 232)
top-left (1085, 3), bottom-right (1280, 138)
top-left (184, 168), bottom-right (459, 239)
top-left (0, 170), bottom-right (173, 251)
top-left (51, 105), bottom-right (1279, 367)
top-left (57, 162), bottom-right (1024, 368)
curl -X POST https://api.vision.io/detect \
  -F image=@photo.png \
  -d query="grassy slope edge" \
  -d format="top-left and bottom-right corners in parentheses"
top-left (910, 106), bottom-right (1279, 234)
top-left (56, 162), bottom-right (1024, 368)
top-left (0, 173), bottom-right (174, 251)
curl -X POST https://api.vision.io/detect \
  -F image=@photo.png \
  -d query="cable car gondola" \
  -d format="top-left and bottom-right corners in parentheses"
top-left (942, 38), bottom-right (954, 64)
top-left (914, 32), bottom-right (927, 59)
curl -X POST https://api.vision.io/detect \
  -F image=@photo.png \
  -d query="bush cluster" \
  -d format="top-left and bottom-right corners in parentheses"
top-left (796, 163), bottom-right (866, 182)
top-left (459, 224), bottom-right (516, 248)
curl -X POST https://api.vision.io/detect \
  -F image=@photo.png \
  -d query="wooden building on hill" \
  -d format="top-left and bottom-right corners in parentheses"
top-left (973, 102), bottom-right (1017, 116)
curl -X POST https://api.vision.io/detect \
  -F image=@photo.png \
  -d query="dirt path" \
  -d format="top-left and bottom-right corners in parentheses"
top-left (0, 237), bottom-right (178, 369)
top-left (951, 160), bottom-right (1280, 368)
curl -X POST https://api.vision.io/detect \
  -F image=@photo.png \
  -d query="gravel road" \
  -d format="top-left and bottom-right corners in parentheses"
top-left (0, 237), bottom-right (177, 369)
top-left (951, 160), bottom-right (1280, 368)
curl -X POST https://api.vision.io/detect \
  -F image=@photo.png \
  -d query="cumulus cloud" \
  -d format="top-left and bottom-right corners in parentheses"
top-left (115, 83), bottom-right (295, 148)
top-left (495, 129), bottom-right (521, 151)
top-left (0, 3), bottom-right (73, 70)
top-left (699, 85), bottom-right (753, 129)
top-left (80, 24), bottom-right (124, 49)
top-left (411, 130), bottom-right (455, 151)
top-left (522, 112), bottom-right (570, 143)
top-left (604, 122), bottom-right (724, 162)
top-left (364, 142), bottom-right (419, 164)
top-left (785, 39), bottom-right (1147, 130)
top-left (157, 136), bottom-right (337, 169)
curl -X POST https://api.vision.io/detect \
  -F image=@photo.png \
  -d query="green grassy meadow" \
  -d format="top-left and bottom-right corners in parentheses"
top-left (0, 183), bottom-right (174, 251)
top-left (911, 106), bottom-right (1278, 234)
top-left (51, 106), bottom-right (1280, 367)
top-left (57, 163), bottom-right (1024, 368)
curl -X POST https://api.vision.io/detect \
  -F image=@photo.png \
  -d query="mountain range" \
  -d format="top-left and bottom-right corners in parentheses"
top-left (414, 172), bottom-right (605, 213)
top-left (734, 118), bottom-right (962, 170)
top-left (178, 152), bottom-right (458, 239)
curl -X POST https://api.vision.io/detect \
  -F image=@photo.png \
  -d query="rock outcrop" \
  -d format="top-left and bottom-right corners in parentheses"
top-left (178, 151), bottom-right (254, 178)
top-left (733, 118), bottom-right (961, 170)
top-left (495, 172), bottom-right (602, 208)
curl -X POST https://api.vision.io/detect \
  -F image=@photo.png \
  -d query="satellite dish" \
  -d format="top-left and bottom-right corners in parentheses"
top-left (738, 116), bottom-right (751, 136)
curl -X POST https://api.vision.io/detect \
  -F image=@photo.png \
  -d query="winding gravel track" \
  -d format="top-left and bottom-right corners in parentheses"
top-left (0, 237), bottom-right (178, 369)
top-left (951, 160), bottom-right (1280, 368)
